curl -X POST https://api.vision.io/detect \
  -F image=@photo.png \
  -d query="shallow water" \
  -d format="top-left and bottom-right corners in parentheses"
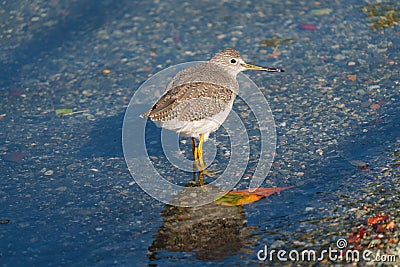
top-left (1, 0), bottom-right (399, 266)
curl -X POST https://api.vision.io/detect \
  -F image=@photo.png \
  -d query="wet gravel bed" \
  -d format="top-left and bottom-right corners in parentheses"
top-left (1, 0), bottom-right (399, 266)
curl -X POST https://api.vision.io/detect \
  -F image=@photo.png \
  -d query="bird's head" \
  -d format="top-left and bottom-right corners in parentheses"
top-left (210, 48), bottom-right (284, 75)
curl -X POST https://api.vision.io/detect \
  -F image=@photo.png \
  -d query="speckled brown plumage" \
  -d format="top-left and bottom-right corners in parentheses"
top-left (140, 48), bottom-right (283, 139)
top-left (141, 82), bottom-right (234, 122)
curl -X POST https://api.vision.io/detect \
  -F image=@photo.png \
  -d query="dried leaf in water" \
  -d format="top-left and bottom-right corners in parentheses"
top-left (236, 186), bottom-right (294, 197)
top-left (55, 108), bottom-right (73, 115)
top-left (214, 186), bottom-right (293, 206)
top-left (214, 192), bottom-right (263, 206)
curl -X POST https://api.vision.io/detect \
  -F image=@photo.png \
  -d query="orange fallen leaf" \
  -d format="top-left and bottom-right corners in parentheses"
top-left (347, 74), bottom-right (357, 81)
top-left (366, 213), bottom-right (389, 226)
top-left (214, 186), bottom-right (293, 206)
top-left (376, 224), bottom-right (386, 233)
top-left (235, 186), bottom-right (294, 197)
top-left (214, 192), bottom-right (263, 206)
top-left (348, 226), bottom-right (366, 244)
top-left (386, 220), bottom-right (396, 230)
top-left (347, 234), bottom-right (360, 244)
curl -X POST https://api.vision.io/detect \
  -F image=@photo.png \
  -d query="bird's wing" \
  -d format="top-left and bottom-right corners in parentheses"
top-left (178, 97), bottom-right (230, 121)
top-left (141, 82), bottom-right (233, 121)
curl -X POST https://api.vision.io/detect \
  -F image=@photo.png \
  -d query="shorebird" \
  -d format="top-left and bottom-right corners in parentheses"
top-left (141, 48), bottom-right (283, 182)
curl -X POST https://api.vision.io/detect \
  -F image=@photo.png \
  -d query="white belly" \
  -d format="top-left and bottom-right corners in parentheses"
top-left (158, 102), bottom-right (233, 141)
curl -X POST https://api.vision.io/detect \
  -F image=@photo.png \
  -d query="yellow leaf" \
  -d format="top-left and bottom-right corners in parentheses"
top-left (214, 192), bottom-right (263, 206)
top-left (55, 108), bottom-right (73, 115)
top-left (214, 186), bottom-right (293, 206)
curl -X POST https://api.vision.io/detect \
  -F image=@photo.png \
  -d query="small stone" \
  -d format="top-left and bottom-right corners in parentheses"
top-left (95, 227), bottom-right (103, 231)
top-left (217, 34), bottom-right (227, 40)
top-left (361, 101), bottom-right (371, 108)
top-left (305, 207), bottom-right (314, 212)
top-left (293, 240), bottom-right (306, 246)
top-left (0, 219), bottom-right (10, 224)
top-left (298, 24), bottom-right (317, 31)
top-left (184, 51), bottom-right (195, 56)
top-left (337, 103), bottom-right (345, 108)
top-left (356, 89), bottom-right (366, 95)
top-left (56, 186), bottom-right (67, 192)
top-left (85, 114), bottom-right (95, 121)
top-left (44, 170), bottom-right (53, 176)
top-left (367, 85), bottom-right (380, 91)
top-left (311, 8), bottom-right (333, 15)
top-left (271, 240), bottom-right (286, 248)
top-left (348, 160), bottom-right (368, 167)
top-left (347, 61), bottom-right (356, 66)
top-left (370, 103), bottom-right (380, 110)
top-left (177, 214), bottom-right (189, 221)
top-left (333, 54), bottom-right (346, 60)
top-left (31, 16), bottom-right (40, 22)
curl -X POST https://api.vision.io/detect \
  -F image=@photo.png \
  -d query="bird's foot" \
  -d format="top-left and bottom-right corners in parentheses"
top-left (200, 168), bottom-right (221, 178)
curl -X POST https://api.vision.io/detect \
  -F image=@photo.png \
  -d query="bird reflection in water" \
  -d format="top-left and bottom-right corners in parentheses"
top-left (148, 183), bottom-right (256, 261)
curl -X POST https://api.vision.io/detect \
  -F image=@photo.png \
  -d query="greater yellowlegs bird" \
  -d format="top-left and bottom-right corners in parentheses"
top-left (141, 48), bottom-right (284, 181)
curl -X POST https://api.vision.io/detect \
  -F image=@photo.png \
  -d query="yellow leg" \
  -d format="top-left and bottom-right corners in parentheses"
top-left (191, 134), bottom-right (216, 188)
top-left (197, 133), bottom-right (221, 178)
top-left (191, 136), bottom-right (204, 187)
top-left (273, 45), bottom-right (279, 54)
top-left (198, 171), bottom-right (205, 187)
top-left (191, 137), bottom-right (199, 174)
top-left (191, 137), bottom-right (197, 160)
top-left (197, 134), bottom-right (205, 171)
top-left (198, 134), bottom-right (206, 188)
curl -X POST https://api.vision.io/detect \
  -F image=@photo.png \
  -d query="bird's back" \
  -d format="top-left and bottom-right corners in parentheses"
top-left (141, 60), bottom-right (240, 138)
top-left (166, 62), bottom-right (239, 94)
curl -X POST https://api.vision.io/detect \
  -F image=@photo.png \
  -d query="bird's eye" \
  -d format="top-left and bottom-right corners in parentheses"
top-left (230, 59), bottom-right (237, 64)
